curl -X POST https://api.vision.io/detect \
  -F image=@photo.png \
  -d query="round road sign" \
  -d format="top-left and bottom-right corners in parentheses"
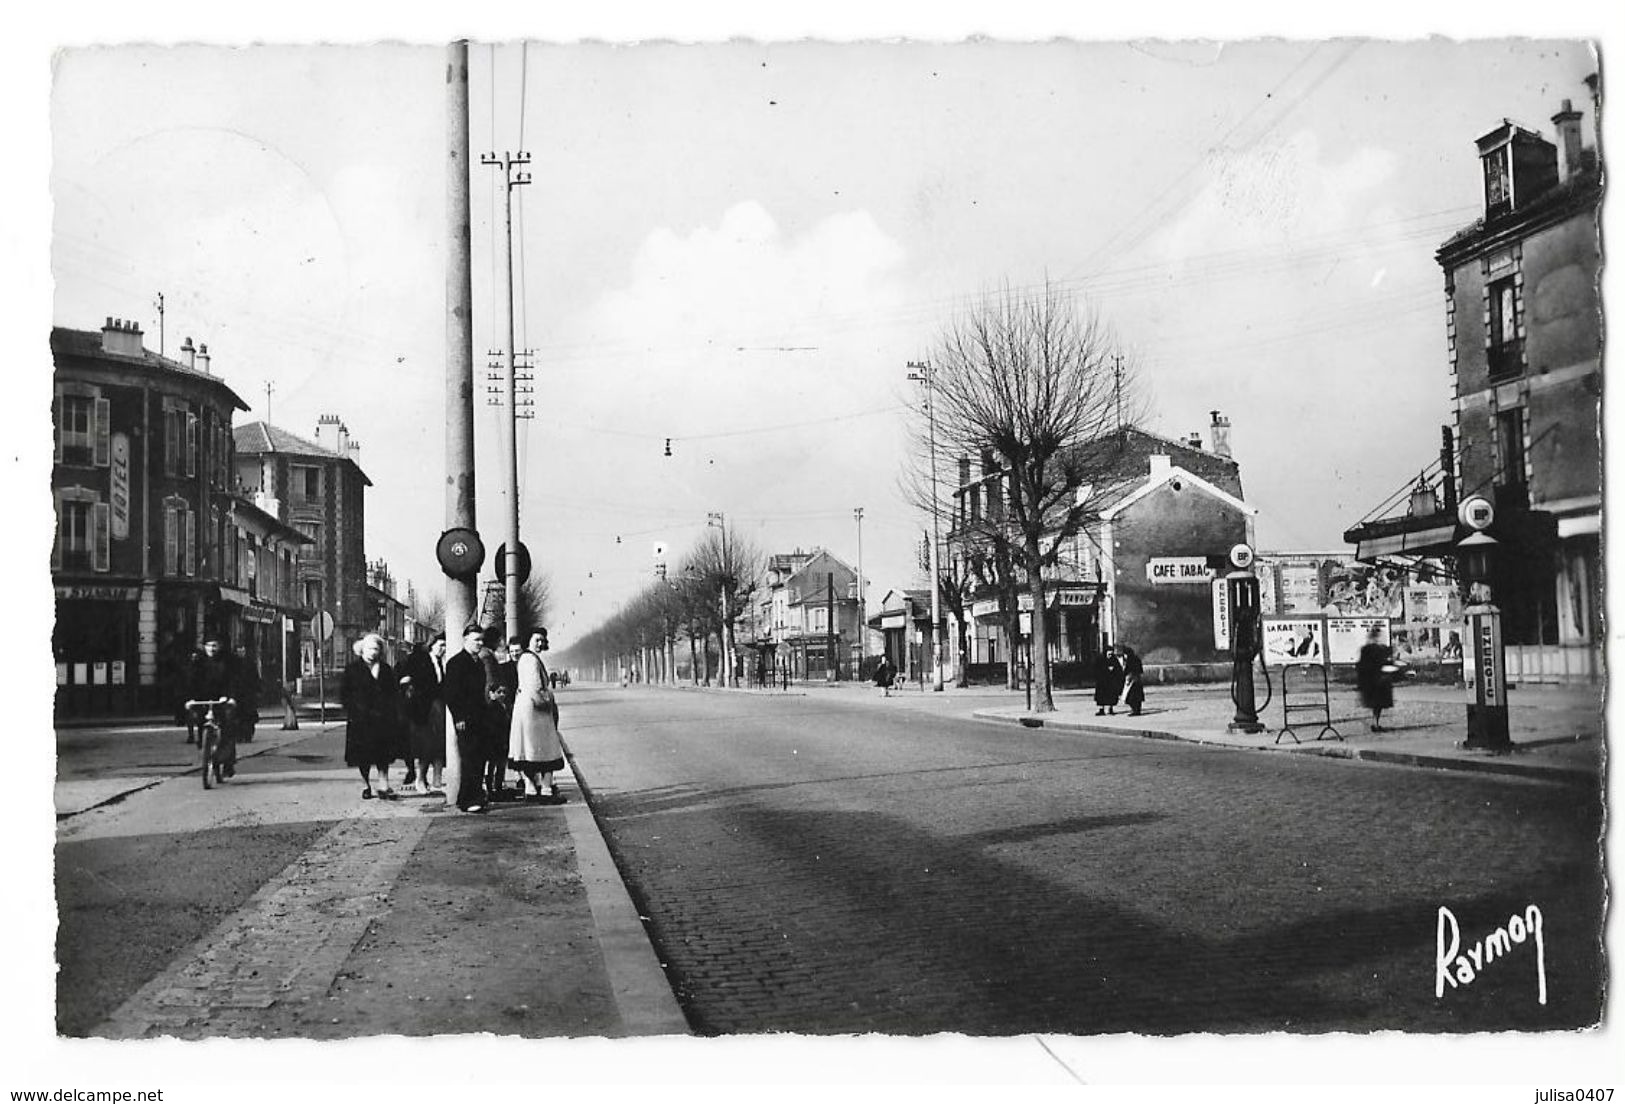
top-left (495, 542), bottom-right (533, 586)
top-left (436, 527), bottom-right (486, 580)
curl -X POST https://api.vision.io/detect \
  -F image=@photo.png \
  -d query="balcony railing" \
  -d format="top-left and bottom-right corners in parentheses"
top-left (1487, 338), bottom-right (1524, 382)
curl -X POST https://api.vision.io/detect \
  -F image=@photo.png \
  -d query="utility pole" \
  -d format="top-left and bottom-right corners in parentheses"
top-left (154, 292), bottom-right (165, 358)
top-left (264, 382), bottom-right (275, 426)
top-left (854, 506), bottom-right (865, 672)
top-left (444, 40), bottom-right (478, 806)
top-left (480, 147), bottom-right (531, 640)
top-left (907, 359), bottom-right (945, 691)
top-left (1112, 353), bottom-right (1124, 430)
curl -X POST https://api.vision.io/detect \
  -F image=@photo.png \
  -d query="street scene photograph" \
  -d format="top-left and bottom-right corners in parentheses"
top-left (4, 8), bottom-right (1617, 1100)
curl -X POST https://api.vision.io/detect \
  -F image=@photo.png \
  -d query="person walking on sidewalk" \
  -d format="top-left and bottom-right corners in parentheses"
top-left (1117, 644), bottom-right (1145, 716)
top-left (1355, 627), bottom-right (1398, 732)
top-left (342, 633), bottom-right (402, 800)
top-left (873, 654), bottom-right (896, 697)
top-left (1093, 646), bottom-right (1124, 716)
top-left (443, 624), bottom-right (491, 813)
top-left (510, 628), bottom-right (566, 803)
top-left (399, 634), bottom-right (447, 794)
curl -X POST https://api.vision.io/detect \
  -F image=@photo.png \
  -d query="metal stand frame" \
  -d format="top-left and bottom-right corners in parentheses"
top-left (1276, 662), bottom-right (1342, 744)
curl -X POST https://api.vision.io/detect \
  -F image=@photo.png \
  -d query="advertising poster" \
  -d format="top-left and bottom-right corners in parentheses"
top-left (1279, 565), bottom-right (1322, 613)
top-left (1262, 616), bottom-right (1325, 666)
top-left (1328, 616), bottom-right (1390, 663)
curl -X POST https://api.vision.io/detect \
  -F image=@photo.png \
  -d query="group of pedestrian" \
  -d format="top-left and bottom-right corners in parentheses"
top-left (1093, 643), bottom-right (1145, 716)
top-left (176, 631), bottom-right (262, 781)
top-left (344, 623), bottom-right (566, 813)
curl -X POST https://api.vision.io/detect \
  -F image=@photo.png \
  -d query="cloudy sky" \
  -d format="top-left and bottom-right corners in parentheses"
top-left (38, 31), bottom-right (1604, 647)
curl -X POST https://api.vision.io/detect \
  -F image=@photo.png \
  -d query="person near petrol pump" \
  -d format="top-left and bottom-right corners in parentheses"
top-left (1355, 626), bottom-right (1400, 732)
top-left (510, 627), bottom-right (567, 803)
top-left (188, 631), bottom-right (243, 779)
top-left (1117, 643), bottom-right (1145, 716)
top-left (342, 633), bottom-right (403, 800)
top-left (1093, 644), bottom-right (1125, 716)
top-left (442, 624), bottom-right (492, 813)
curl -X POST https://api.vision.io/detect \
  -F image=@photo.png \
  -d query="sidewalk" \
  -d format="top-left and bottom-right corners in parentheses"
top-left (666, 675), bottom-right (1606, 786)
top-left (970, 679), bottom-right (1605, 785)
top-left (57, 711), bottom-right (688, 1039)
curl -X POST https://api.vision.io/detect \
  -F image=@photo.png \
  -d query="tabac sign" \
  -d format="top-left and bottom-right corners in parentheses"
top-left (1146, 557), bottom-right (1215, 585)
top-left (110, 433), bottom-right (131, 540)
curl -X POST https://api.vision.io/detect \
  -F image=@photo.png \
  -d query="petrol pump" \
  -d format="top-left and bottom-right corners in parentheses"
top-left (1226, 543), bottom-right (1267, 733)
top-left (1457, 496), bottom-right (1510, 751)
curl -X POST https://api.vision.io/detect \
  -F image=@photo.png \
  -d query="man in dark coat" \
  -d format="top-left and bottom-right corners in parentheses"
top-left (442, 624), bottom-right (492, 813)
top-left (483, 634), bottom-right (520, 800)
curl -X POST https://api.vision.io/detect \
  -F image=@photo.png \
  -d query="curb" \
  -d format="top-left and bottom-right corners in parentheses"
top-left (560, 736), bottom-right (692, 1036)
top-left (970, 710), bottom-right (1597, 786)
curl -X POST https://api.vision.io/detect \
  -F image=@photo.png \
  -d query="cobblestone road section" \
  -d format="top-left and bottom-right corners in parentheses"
top-left (95, 805), bottom-right (428, 1039)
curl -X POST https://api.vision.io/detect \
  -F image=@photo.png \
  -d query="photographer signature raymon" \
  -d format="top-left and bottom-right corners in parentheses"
top-left (1436, 903), bottom-right (1546, 1005)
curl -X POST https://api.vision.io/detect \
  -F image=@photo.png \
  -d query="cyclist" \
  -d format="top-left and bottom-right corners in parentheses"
top-left (189, 631), bottom-right (242, 781)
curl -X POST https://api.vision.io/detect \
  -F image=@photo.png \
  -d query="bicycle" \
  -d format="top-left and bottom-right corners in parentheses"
top-left (185, 698), bottom-right (234, 789)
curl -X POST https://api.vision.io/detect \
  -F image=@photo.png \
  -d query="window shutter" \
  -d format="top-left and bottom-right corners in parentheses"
top-left (93, 502), bottom-right (111, 572)
top-left (51, 495), bottom-right (62, 571)
top-left (184, 509), bottom-right (196, 575)
top-left (94, 398), bottom-right (111, 467)
top-left (185, 414), bottom-right (198, 478)
top-left (165, 507), bottom-right (178, 575)
top-left (52, 391), bottom-right (63, 465)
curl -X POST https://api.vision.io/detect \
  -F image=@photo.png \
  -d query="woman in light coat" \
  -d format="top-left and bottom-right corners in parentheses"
top-left (509, 628), bottom-right (566, 803)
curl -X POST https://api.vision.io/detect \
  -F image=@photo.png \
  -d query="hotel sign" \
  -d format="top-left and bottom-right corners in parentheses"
top-left (1146, 557), bottom-right (1215, 584)
top-left (110, 433), bottom-right (131, 540)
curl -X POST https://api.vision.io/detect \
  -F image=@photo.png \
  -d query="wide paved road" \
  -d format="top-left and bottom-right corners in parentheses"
top-left (565, 685), bottom-right (1604, 1036)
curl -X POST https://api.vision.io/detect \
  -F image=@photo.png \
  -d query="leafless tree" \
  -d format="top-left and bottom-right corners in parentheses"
top-left (926, 279), bottom-right (1146, 711)
top-left (688, 519), bottom-right (765, 689)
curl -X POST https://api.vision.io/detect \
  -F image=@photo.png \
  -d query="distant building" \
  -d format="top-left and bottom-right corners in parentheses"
top-left (1344, 77), bottom-right (1602, 682)
top-left (366, 558), bottom-right (410, 662)
top-left (51, 317), bottom-right (250, 717)
top-left (745, 548), bottom-right (874, 680)
top-left (949, 412), bottom-right (1254, 677)
top-left (234, 418), bottom-right (371, 676)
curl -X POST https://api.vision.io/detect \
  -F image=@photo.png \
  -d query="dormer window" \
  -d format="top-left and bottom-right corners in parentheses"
top-left (1483, 145), bottom-right (1512, 219)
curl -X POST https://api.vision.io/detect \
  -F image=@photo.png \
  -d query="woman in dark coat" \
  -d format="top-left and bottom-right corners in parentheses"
top-left (342, 632), bottom-right (402, 799)
top-left (1118, 645), bottom-right (1145, 716)
top-left (1093, 647), bottom-right (1124, 715)
top-left (1355, 627), bottom-right (1396, 732)
top-left (399, 635), bottom-right (446, 794)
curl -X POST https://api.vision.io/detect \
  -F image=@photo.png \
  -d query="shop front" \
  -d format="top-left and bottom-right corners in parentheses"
top-left (53, 581), bottom-right (141, 717)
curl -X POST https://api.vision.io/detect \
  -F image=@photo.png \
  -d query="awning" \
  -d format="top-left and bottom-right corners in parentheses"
top-left (1558, 513), bottom-right (1601, 538)
top-left (216, 585), bottom-right (253, 607)
top-left (1354, 522), bottom-right (1458, 561)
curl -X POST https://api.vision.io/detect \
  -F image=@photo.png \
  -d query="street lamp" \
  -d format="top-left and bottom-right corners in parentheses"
top-left (854, 506), bottom-right (866, 675)
top-left (907, 360), bottom-right (946, 692)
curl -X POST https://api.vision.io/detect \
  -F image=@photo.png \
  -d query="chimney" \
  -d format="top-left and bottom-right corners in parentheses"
top-left (1210, 410), bottom-right (1232, 458)
top-left (336, 421), bottom-right (351, 456)
top-left (196, 343), bottom-right (211, 374)
top-left (315, 413), bottom-right (340, 450)
top-left (180, 336), bottom-right (196, 369)
top-left (1186, 432), bottom-right (1203, 450)
top-left (100, 316), bottom-right (144, 357)
top-left (1552, 98), bottom-right (1584, 182)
